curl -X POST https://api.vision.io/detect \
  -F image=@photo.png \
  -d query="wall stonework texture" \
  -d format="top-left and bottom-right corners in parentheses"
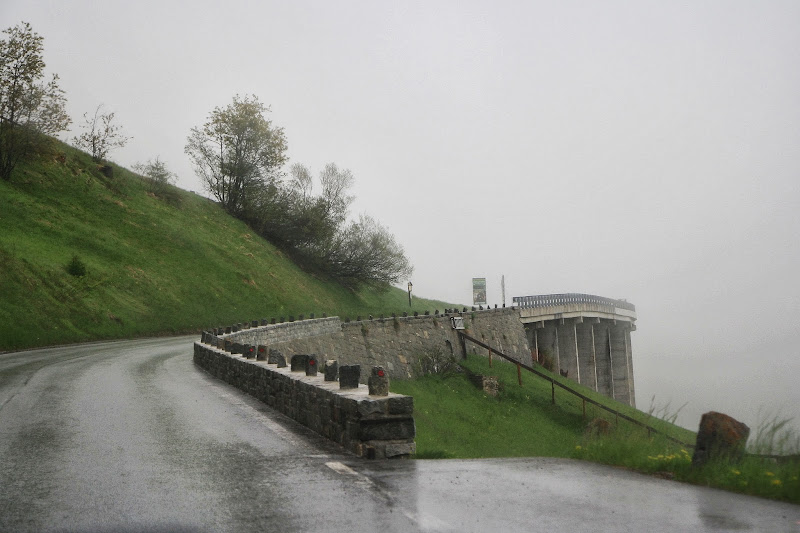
top-left (222, 308), bottom-right (532, 382)
top-left (193, 342), bottom-right (416, 459)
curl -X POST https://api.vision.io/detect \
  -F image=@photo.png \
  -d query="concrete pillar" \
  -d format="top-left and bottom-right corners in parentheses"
top-left (557, 321), bottom-right (578, 381)
top-left (610, 323), bottom-right (632, 406)
top-left (536, 324), bottom-right (559, 370)
top-left (625, 326), bottom-right (636, 407)
top-left (575, 320), bottom-right (597, 391)
top-left (593, 322), bottom-right (614, 398)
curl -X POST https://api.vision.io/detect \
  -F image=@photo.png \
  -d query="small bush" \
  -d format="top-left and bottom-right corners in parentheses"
top-left (66, 254), bottom-right (86, 277)
top-left (133, 157), bottom-right (181, 206)
top-left (413, 345), bottom-right (460, 377)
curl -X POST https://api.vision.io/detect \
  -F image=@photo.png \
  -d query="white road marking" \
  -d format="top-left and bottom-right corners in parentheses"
top-left (325, 462), bottom-right (451, 531)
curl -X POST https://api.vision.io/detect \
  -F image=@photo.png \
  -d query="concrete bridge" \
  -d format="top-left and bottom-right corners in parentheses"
top-left (513, 293), bottom-right (637, 407)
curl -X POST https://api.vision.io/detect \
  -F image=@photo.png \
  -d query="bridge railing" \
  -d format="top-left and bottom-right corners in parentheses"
top-left (512, 293), bottom-right (636, 312)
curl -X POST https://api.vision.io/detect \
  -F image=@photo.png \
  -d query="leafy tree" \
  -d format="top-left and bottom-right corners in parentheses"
top-left (0, 22), bottom-right (70, 181)
top-left (257, 162), bottom-right (353, 251)
top-left (323, 214), bottom-right (413, 289)
top-left (248, 161), bottom-right (412, 290)
top-left (73, 104), bottom-right (130, 162)
top-left (185, 94), bottom-right (287, 217)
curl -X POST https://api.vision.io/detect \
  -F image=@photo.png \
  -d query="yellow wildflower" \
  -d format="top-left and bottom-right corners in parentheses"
top-left (771, 479), bottom-right (782, 486)
top-left (731, 469), bottom-right (740, 475)
top-left (765, 471), bottom-right (775, 477)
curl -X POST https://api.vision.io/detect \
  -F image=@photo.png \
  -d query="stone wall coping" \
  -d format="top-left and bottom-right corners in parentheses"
top-left (216, 305), bottom-right (522, 338)
top-left (197, 341), bottom-right (408, 401)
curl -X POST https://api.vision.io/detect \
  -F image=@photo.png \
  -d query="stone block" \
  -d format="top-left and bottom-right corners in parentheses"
top-left (339, 365), bottom-right (361, 389)
top-left (340, 397), bottom-right (358, 417)
top-left (346, 420), bottom-right (361, 441)
top-left (384, 442), bottom-right (416, 458)
top-left (306, 355), bottom-right (318, 376)
top-left (358, 399), bottom-right (386, 417)
top-left (368, 366), bottom-right (389, 396)
top-left (243, 345), bottom-right (256, 359)
top-left (360, 419), bottom-right (416, 441)
top-left (267, 348), bottom-right (282, 365)
top-left (692, 411), bottom-right (750, 466)
top-left (388, 396), bottom-right (414, 415)
top-left (256, 345), bottom-right (267, 361)
top-left (291, 354), bottom-right (309, 372)
top-left (324, 360), bottom-right (338, 381)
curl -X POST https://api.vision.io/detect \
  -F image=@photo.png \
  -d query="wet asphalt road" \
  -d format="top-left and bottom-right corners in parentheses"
top-left (1, 337), bottom-right (798, 532)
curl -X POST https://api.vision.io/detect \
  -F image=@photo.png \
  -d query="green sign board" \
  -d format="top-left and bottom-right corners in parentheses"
top-left (472, 278), bottom-right (486, 305)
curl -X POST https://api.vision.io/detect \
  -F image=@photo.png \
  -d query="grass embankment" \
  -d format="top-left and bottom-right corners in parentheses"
top-left (0, 142), bottom-right (450, 351)
top-left (392, 355), bottom-right (800, 504)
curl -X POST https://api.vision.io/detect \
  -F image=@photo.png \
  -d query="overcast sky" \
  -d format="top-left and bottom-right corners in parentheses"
top-left (3, 1), bottom-right (799, 436)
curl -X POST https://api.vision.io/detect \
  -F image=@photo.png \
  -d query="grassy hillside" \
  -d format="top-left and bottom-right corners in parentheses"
top-left (392, 353), bottom-right (696, 459)
top-left (0, 142), bottom-right (451, 351)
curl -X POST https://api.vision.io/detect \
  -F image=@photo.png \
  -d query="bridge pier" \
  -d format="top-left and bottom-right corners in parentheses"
top-left (610, 323), bottom-right (635, 407)
top-left (576, 320), bottom-right (597, 392)
top-left (593, 323), bottom-right (613, 398)
top-left (515, 293), bottom-right (637, 407)
top-left (557, 321), bottom-right (578, 382)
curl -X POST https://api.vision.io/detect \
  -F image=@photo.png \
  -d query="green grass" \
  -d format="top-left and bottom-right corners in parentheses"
top-left (391, 354), bottom-right (800, 504)
top-left (0, 142), bottom-right (452, 351)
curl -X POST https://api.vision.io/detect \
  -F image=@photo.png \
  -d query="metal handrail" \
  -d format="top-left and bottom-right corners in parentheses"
top-left (457, 331), bottom-right (692, 448)
top-left (512, 293), bottom-right (636, 312)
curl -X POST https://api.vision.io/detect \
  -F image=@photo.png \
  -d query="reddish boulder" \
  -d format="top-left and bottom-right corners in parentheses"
top-left (692, 411), bottom-right (750, 466)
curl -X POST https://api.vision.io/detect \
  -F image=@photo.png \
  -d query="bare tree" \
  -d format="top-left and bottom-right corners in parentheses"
top-left (0, 22), bottom-right (70, 181)
top-left (73, 104), bottom-right (130, 162)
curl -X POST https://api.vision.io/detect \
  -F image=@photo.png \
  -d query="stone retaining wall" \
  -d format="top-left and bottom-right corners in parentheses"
top-left (193, 341), bottom-right (415, 459)
top-left (221, 307), bottom-right (531, 382)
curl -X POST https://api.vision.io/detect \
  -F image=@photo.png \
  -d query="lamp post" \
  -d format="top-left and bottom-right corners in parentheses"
top-left (407, 281), bottom-right (413, 308)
